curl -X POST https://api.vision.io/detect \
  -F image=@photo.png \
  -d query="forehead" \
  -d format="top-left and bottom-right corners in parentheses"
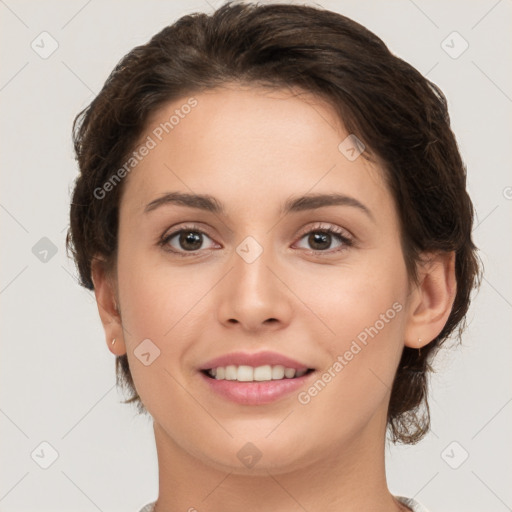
top-left (120, 85), bottom-right (391, 219)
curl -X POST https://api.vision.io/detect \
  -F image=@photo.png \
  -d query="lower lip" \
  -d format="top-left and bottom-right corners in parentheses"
top-left (200, 371), bottom-right (315, 405)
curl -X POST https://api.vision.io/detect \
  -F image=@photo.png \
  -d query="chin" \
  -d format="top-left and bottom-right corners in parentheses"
top-left (195, 433), bottom-right (313, 476)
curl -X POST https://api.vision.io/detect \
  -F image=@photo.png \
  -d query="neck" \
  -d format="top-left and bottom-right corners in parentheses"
top-left (150, 405), bottom-right (409, 512)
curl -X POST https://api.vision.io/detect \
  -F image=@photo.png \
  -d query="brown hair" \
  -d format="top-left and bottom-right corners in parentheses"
top-left (67, 1), bottom-right (481, 444)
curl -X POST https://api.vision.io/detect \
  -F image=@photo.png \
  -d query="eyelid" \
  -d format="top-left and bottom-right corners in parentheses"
top-left (160, 222), bottom-right (213, 242)
top-left (295, 221), bottom-right (353, 240)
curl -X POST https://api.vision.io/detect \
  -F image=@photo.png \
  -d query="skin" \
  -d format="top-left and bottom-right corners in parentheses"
top-left (91, 84), bottom-right (456, 512)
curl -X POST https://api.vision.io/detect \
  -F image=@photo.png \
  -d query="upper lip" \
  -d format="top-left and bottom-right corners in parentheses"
top-left (199, 351), bottom-right (313, 371)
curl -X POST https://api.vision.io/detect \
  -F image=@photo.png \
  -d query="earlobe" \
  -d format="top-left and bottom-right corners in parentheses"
top-left (404, 251), bottom-right (457, 349)
top-left (90, 256), bottom-right (127, 356)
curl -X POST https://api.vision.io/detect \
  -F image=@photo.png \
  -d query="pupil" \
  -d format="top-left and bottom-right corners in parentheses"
top-left (180, 231), bottom-right (202, 250)
top-left (309, 232), bottom-right (330, 250)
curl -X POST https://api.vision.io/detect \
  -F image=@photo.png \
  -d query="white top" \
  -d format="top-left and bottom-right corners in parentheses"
top-left (139, 495), bottom-right (429, 511)
top-left (396, 495), bottom-right (431, 511)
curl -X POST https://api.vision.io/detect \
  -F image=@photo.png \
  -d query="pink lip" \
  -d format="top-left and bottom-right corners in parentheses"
top-left (199, 350), bottom-right (312, 371)
top-left (200, 370), bottom-right (315, 405)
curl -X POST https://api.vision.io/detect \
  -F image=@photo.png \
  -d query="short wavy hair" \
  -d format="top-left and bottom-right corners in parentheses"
top-left (67, 1), bottom-right (481, 444)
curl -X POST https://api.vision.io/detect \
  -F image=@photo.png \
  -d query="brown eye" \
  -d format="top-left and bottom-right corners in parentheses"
top-left (294, 224), bottom-right (353, 254)
top-left (307, 231), bottom-right (333, 251)
top-left (176, 231), bottom-right (204, 251)
top-left (160, 225), bottom-right (218, 255)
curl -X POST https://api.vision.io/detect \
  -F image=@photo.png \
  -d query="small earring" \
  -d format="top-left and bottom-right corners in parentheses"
top-left (111, 338), bottom-right (116, 345)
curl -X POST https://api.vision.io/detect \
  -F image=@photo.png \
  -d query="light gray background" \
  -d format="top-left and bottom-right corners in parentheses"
top-left (1, 1), bottom-right (511, 511)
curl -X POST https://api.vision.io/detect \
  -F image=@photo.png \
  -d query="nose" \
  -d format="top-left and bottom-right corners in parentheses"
top-left (215, 238), bottom-right (294, 333)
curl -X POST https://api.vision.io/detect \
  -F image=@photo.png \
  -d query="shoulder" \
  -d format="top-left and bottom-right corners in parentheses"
top-left (138, 503), bottom-right (156, 512)
top-left (395, 495), bottom-right (431, 512)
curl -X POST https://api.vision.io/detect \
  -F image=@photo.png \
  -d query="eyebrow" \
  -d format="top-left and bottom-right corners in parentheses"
top-left (144, 191), bottom-right (374, 221)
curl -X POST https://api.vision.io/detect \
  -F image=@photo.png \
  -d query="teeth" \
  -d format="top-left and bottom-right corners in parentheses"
top-left (271, 365), bottom-right (285, 380)
top-left (207, 364), bottom-right (310, 381)
top-left (225, 365), bottom-right (238, 380)
top-left (253, 365), bottom-right (271, 381)
top-left (284, 367), bottom-right (296, 378)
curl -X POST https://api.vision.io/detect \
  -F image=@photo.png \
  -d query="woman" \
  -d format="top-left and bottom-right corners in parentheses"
top-left (66, 2), bottom-right (480, 511)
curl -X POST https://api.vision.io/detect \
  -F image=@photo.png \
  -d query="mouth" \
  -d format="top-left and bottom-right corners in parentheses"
top-left (199, 365), bottom-right (316, 405)
top-left (198, 350), bottom-right (316, 404)
top-left (201, 365), bottom-right (315, 382)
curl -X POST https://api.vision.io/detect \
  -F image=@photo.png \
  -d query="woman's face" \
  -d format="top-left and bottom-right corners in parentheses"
top-left (114, 85), bottom-right (413, 473)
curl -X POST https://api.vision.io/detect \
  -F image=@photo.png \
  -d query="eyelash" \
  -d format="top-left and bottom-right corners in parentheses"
top-left (158, 222), bottom-right (354, 258)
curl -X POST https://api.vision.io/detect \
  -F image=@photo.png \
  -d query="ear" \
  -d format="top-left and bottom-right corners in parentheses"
top-left (404, 251), bottom-right (457, 349)
top-left (90, 256), bottom-right (126, 356)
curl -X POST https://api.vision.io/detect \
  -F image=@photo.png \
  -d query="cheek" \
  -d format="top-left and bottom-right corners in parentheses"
top-left (115, 252), bottom-right (207, 414)
top-left (295, 258), bottom-right (406, 342)
top-left (116, 246), bottom-right (221, 387)
top-left (117, 254), bottom-right (203, 343)
top-left (296, 269), bottom-right (407, 422)
top-left (292, 259), bottom-right (407, 401)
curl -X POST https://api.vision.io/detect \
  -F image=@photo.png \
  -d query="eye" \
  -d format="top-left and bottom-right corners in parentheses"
top-left (159, 222), bottom-right (353, 257)
top-left (293, 223), bottom-right (353, 254)
top-left (159, 224), bottom-right (219, 256)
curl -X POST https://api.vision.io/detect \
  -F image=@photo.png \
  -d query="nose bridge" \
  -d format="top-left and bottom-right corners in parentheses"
top-left (216, 231), bottom-right (293, 330)
top-left (232, 232), bottom-right (278, 305)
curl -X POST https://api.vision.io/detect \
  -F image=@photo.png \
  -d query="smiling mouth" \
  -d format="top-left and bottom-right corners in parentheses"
top-left (201, 365), bottom-right (315, 382)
